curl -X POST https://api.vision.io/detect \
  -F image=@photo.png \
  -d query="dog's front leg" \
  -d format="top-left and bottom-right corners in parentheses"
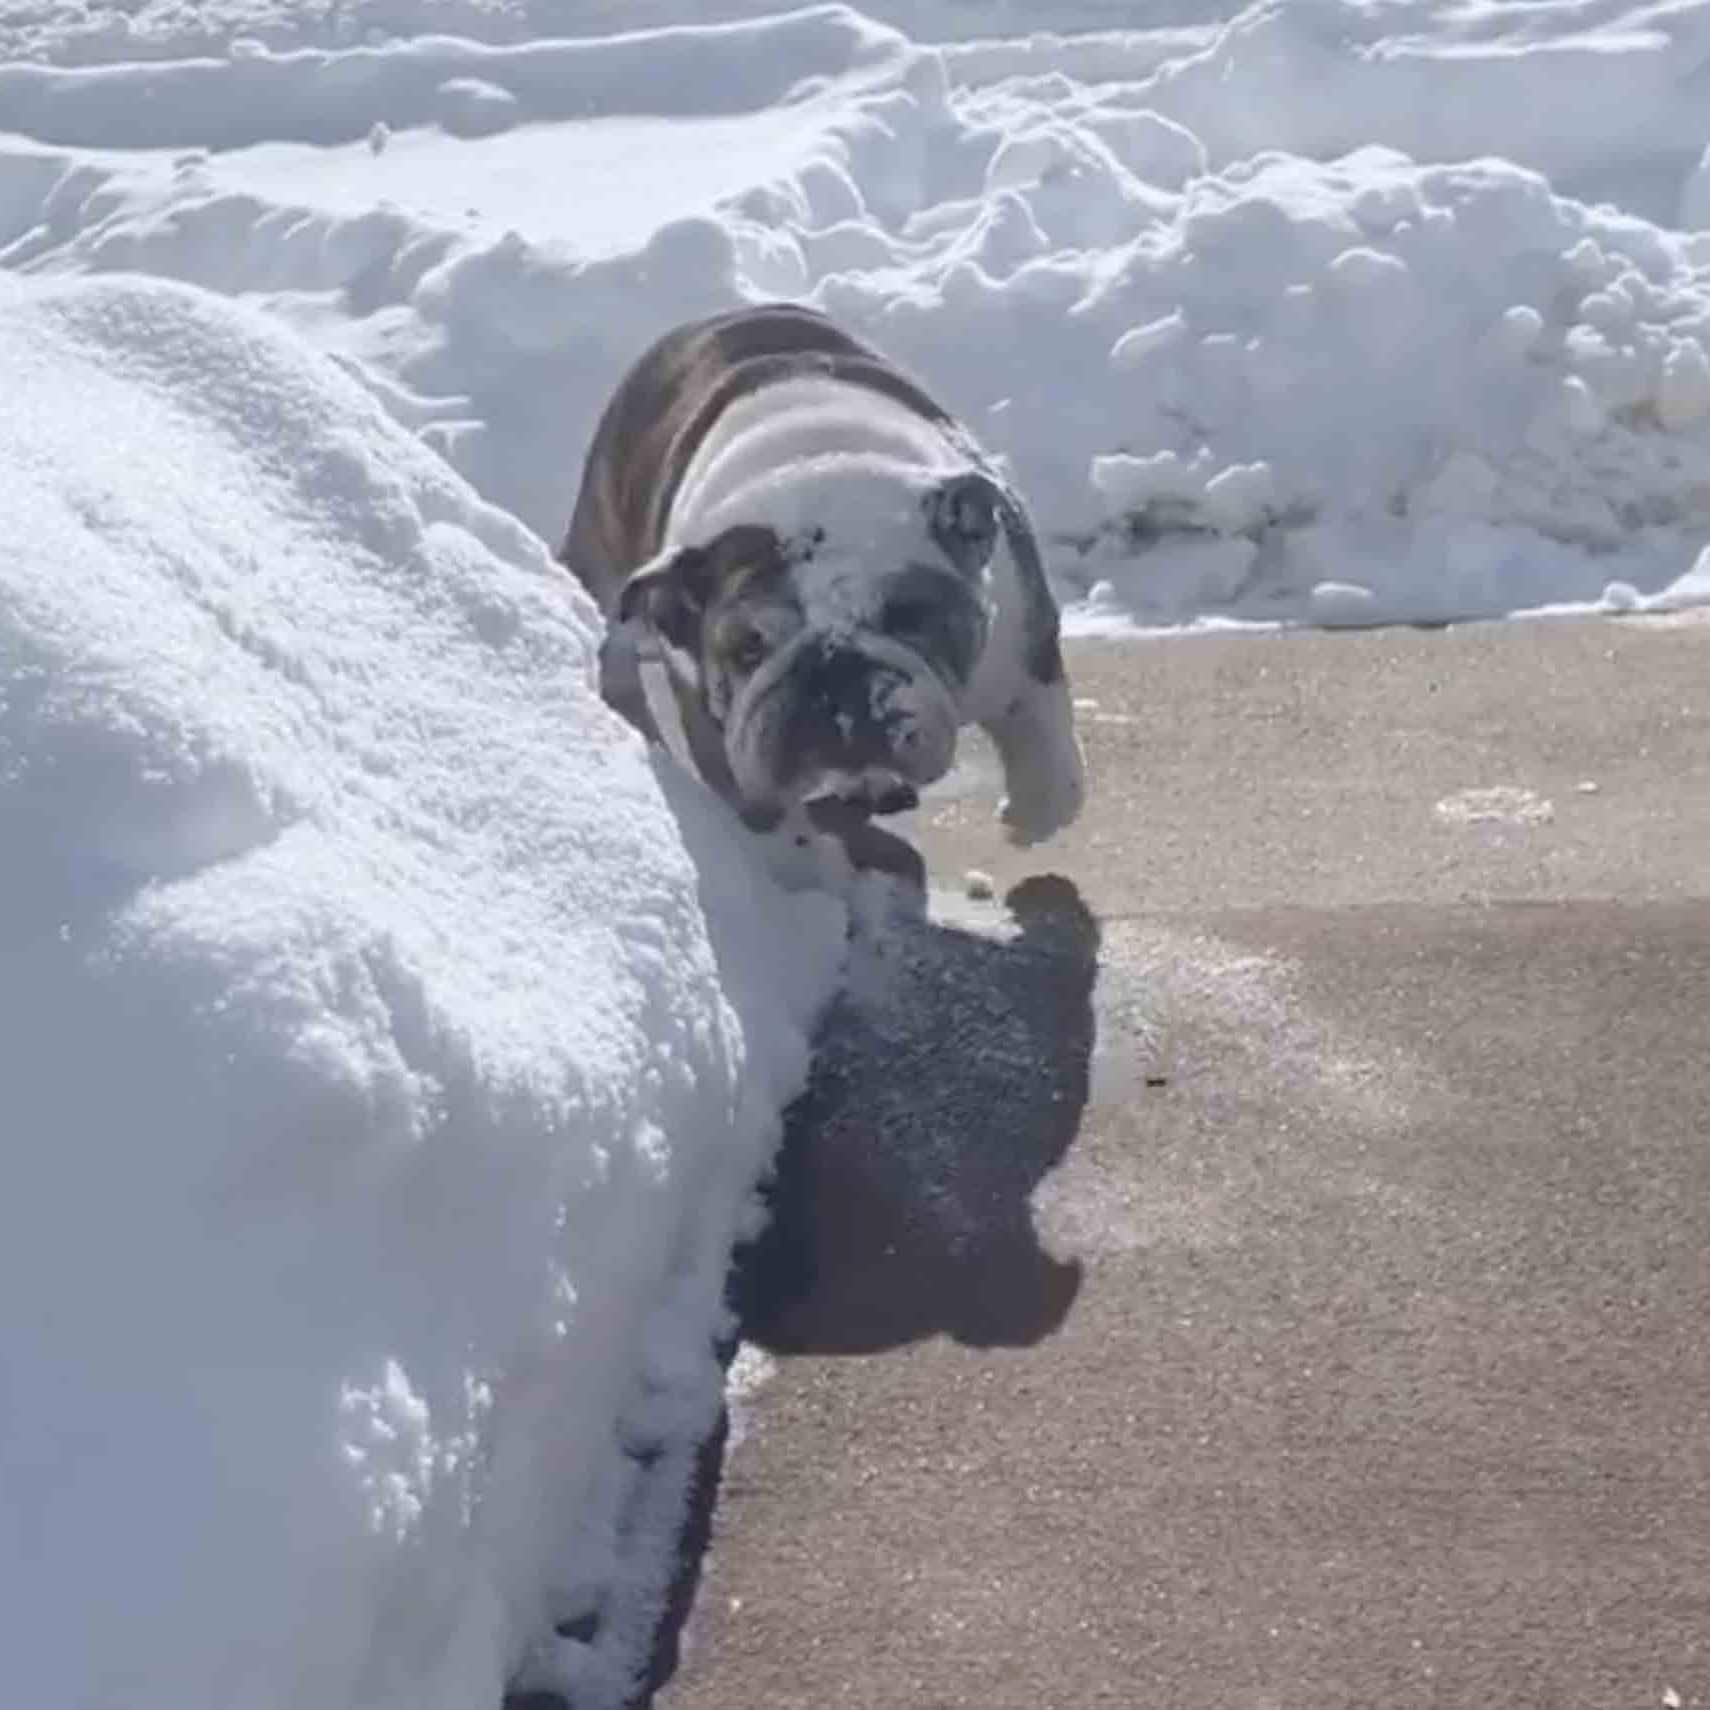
top-left (982, 672), bottom-right (1086, 847)
top-left (966, 500), bottom-right (1087, 847)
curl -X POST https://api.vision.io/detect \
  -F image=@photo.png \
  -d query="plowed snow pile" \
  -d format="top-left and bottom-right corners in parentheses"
top-left (9, 0), bottom-right (1710, 628)
top-left (0, 270), bottom-right (842, 1710)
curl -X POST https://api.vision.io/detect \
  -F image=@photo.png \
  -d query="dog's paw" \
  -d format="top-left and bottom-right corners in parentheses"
top-left (998, 739), bottom-right (1086, 846)
top-left (983, 674), bottom-right (1087, 847)
top-left (997, 714), bottom-right (1087, 845)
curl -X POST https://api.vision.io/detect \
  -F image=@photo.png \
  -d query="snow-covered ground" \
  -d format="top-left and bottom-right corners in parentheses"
top-left (7, 2), bottom-right (1710, 1708)
top-left (12, 0), bottom-right (1710, 631)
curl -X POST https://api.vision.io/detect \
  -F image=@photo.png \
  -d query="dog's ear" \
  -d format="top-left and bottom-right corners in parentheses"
top-left (615, 544), bottom-right (717, 657)
top-left (595, 545), bottom-right (716, 744)
top-left (925, 470), bottom-right (1003, 576)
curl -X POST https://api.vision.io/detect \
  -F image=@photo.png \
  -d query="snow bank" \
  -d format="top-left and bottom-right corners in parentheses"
top-left (0, 8), bottom-right (907, 149)
top-left (0, 0), bottom-right (1198, 67)
top-left (10, 0), bottom-right (1710, 632)
top-left (0, 270), bottom-right (843, 1710)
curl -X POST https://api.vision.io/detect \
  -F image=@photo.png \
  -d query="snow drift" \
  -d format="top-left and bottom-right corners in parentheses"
top-left (8, 0), bottom-right (1710, 631)
top-left (0, 269), bottom-right (843, 1710)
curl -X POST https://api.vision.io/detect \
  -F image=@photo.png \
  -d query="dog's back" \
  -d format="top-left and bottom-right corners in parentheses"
top-left (561, 304), bottom-right (951, 609)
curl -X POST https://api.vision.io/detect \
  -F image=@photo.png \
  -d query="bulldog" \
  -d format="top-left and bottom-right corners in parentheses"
top-left (561, 304), bottom-right (1084, 861)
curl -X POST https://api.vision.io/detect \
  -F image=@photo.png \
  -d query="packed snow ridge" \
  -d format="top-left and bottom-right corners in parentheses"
top-left (9, 0), bottom-right (1710, 629)
top-left (0, 270), bottom-right (844, 1709)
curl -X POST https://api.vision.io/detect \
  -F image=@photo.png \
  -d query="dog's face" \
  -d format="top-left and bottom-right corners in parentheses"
top-left (618, 468), bottom-right (1004, 829)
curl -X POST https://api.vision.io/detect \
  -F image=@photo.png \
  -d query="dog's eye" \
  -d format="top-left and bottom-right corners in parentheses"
top-left (726, 628), bottom-right (769, 673)
top-left (883, 597), bottom-right (935, 636)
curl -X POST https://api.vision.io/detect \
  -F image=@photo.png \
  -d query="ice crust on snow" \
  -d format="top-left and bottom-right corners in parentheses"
top-left (8, 0), bottom-right (1710, 629)
top-left (0, 270), bottom-right (844, 1710)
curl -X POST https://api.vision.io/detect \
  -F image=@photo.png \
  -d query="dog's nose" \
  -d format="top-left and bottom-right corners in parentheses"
top-left (809, 643), bottom-right (874, 711)
top-left (783, 638), bottom-right (954, 792)
top-left (804, 643), bottom-right (893, 744)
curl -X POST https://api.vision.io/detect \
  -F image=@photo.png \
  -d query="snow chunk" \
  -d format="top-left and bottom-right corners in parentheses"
top-left (1200, 461), bottom-right (1278, 533)
top-left (436, 77), bottom-right (522, 140)
top-left (1435, 785), bottom-right (1555, 826)
top-left (1485, 304), bottom-right (1544, 362)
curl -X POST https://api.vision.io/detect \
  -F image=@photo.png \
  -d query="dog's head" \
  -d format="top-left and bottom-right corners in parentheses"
top-left (612, 465), bottom-right (1010, 830)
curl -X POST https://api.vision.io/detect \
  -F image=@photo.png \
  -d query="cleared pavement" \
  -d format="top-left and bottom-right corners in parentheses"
top-left (661, 614), bottom-right (1710, 1710)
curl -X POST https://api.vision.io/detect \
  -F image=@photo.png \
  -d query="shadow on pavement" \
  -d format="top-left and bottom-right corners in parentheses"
top-left (572, 872), bottom-right (1101, 1710)
top-left (734, 871), bottom-right (1100, 1354)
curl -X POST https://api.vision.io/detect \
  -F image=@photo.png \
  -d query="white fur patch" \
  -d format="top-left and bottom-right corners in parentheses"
top-left (669, 374), bottom-right (983, 634)
top-left (673, 374), bottom-right (962, 522)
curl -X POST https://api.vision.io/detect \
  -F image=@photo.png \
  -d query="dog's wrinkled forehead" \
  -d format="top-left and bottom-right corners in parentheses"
top-left (696, 461), bottom-right (957, 626)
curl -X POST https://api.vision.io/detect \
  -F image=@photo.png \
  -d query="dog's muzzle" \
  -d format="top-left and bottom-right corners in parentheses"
top-left (726, 632), bottom-right (959, 828)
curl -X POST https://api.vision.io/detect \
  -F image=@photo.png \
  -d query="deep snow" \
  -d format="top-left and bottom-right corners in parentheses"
top-left (0, 269), bottom-right (843, 1709)
top-left (10, 1), bottom-right (1710, 630)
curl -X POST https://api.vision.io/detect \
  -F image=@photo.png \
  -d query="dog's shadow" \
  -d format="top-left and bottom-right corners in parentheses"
top-left (628, 870), bottom-right (1100, 1705)
top-left (735, 868), bottom-right (1100, 1353)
